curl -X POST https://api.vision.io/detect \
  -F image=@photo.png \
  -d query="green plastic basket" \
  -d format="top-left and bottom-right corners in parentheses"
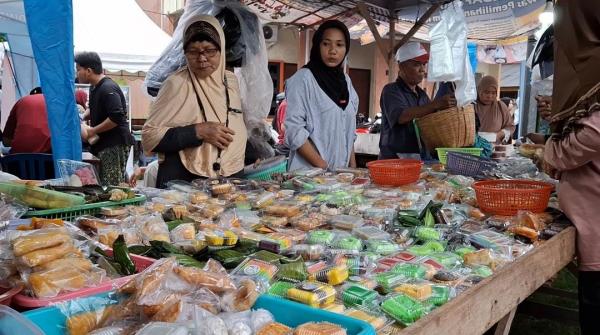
top-left (436, 147), bottom-right (483, 165)
top-left (24, 195), bottom-right (147, 220)
top-left (245, 160), bottom-right (287, 181)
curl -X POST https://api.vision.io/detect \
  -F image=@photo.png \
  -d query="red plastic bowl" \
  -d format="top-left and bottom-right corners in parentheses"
top-left (367, 159), bottom-right (423, 186)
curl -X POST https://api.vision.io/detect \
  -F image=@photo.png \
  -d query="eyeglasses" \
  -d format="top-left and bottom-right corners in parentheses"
top-left (185, 48), bottom-right (219, 59)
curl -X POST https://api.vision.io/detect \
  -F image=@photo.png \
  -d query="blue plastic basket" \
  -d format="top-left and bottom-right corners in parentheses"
top-left (24, 293), bottom-right (375, 335)
top-left (446, 151), bottom-right (496, 178)
top-left (245, 160), bottom-right (288, 181)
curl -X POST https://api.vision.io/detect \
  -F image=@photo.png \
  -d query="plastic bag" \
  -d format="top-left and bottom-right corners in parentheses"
top-left (57, 159), bottom-right (101, 186)
top-left (144, 0), bottom-right (274, 159)
top-left (455, 46), bottom-right (477, 107)
top-left (427, 1), bottom-right (467, 82)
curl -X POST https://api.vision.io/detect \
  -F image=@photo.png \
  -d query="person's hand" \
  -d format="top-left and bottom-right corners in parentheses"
top-left (433, 94), bottom-right (457, 110)
top-left (526, 133), bottom-right (546, 145)
top-left (536, 95), bottom-right (552, 121)
top-left (496, 131), bottom-right (506, 143)
top-left (315, 158), bottom-right (328, 170)
top-left (195, 122), bottom-right (236, 150)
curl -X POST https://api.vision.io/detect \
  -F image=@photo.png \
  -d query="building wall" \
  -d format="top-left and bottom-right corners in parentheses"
top-left (136, 0), bottom-right (175, 35)
top-left (266, 27), bottom-right (299, 64)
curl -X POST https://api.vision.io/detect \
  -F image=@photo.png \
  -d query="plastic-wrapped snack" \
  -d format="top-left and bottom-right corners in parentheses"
top-left (341, 284), bottom-right (378, 308)
top-left (292, 244), bottom-right (326, 261)
top-left (344, 308), bottom-right (388, 330)
top-left (352, 226), bottom-right (390, 241)
top-left (172, 265), bottom-right (236, 295)
top-left (264, 233), bottom-right (292, 251)
top-left (329, 215), bottom-right (364, 231)
top-left (390, 263), bottom-right (427, 280)
top-left (287, 281), bottom-right (336, 308)
top-left (261, 216), bottom-right (288, 228)
top-left (268, 281), bottom-right (295, 298)
top-left (77, 216), bottom-right (115, 233)
top-left (11, 228), bottom-right (71, 257)
top-left (323, 303), bottom-right (346, 314)
top-left (257, 322), bottom-right (292, 335)
top-left (221, 279), bottom-right (260, 312)
top-left (413, 227), bottom-right (442, 241)
top-left (264, 202), bottom-right (301, 218)
top-left (139, 215), bottom-right (170, 243)
top-left (432, 270), bottom-right (463, 286)
top-left (309, 264), bottom-right (349, 286)
top-left (393, 281), bottom-right (433, 301)
top-left (251, 250), bottom-right (286, 264)
top-left (332, 235), bottom-right (362, 252)
top-left (97, 226), bottom-right (121, 247)
top-left (29, 264), bottom-right (105, 298)
top-left (429, 252), bottom-right (463, 269)
top-left (253, 192), bottom-right (276, 209)
top-left (136, 322), bottom-right (188, 335)
top-left (19, 241), bottom-right (77, 268)
top-left (232, 258), bottom-right (279, 283)
top-left (426, 285), bottom-right (451, 307)
top-left (452, 245), bottom-right (477, 258)
top-left (213, 249), bottom-right (246, 269)
top-left (365, 240), bottom-right (400, 256)
top-left (169, 223), bottom-right (195, 242)
top-left (276, 261), bottom-right (308, 282)
top-left (289, 212), bottom-right (328, 231)
top-left (342, 256), bottom-right (376, 276)
top-left (306, 230), bottom-right (336, 245)
top-left (471, 265), bottom-right (493, 278)
top-left (507, 225), bottom-right (539, 242)
top-left (375, 272), bottom-right (405, 294)
top-left (294, 322), bottom-right (347, 335)
top-left (319, 203), bottom-right (341, 216)
top-left (202, 229), bottom-right (238, 246)
top-left (381, 294), bottom-right (424, 326)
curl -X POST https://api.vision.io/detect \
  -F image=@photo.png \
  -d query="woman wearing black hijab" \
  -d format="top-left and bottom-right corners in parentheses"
top-left (284, 20), bottom-right (359, 171)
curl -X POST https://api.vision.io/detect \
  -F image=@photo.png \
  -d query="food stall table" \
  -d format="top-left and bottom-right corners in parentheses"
top-left (379, 227), bottom-right (576, 335)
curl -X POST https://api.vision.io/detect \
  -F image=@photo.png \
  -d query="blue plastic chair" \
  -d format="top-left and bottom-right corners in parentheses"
top-left (0, 153), bottom-right (55, 180)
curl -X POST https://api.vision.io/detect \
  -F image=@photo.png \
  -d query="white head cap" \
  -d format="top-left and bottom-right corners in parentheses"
top-left (395, 42), bottom-right (429, 63)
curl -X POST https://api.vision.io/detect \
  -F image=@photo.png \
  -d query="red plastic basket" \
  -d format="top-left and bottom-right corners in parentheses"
top-left (0, 285), bottom-right (23, 306)
top-left (367, 159), bottom-right (423, 186)
top-left (473, 180), bottom-right (554, 215)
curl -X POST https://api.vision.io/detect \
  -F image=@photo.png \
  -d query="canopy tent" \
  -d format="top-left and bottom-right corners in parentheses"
top-left (243, 0), bottom-right (546, 44)
top-left (73, 0), bottom-right (172, 73)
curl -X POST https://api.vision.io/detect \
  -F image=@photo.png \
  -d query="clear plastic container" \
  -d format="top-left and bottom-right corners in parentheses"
top-left (341, 284), bottom-right (379, 308)
top-left (329, 215), bottom-right (365, 231)
top-left (375, 272), bottom-right (406, 294)
top-left (0, 305), bottom-right (44, 335)
top-left (264, 202), bottom-right (302, 218)
top-left (390, 263), bottom-right (427, 280)
top-left (332, 235), bottom-right (363, 252)
top-left (287, 281), bottom-right (336, 308)
top-left (381, 294), bottom-right (425, 326)
top-left (293, 244), bottom-right (326, 261)
top-left (365, 240), bottom-right (400, 256)
top-left (309, 264), bottom-right (349, 285)
top-left (352, 226), bottom-right (390, 241)
top-left (344, 307), bottom-right (389, 330)
top-left (136, 322), bottom-right (188, 335)
top-left (306, 230), bottom-right (336, 245)
top-left (57, 159), bottom-right (101, 186)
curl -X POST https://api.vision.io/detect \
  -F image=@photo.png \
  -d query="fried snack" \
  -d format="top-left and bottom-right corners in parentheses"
top-left (34, 257), bottom-right (93, 272)
top-left (31, 218), bottom-right (64, 229)
top-left (463, 249), bottom-right (493, 267)
top-left (20, 242), bottom-right (75, 267)
top-left (173, 266), bottom-right (236, 294)
top-left (222, 279), bottom-right (258, 312)
top-left (190, 192), bottom-right (209, 204)
top-left (12, 230), bottom-right (71, 256)
top-left (258, 322), bottom-right (292, 335)
top-left (517, 212), bottom-right (544, 231)
top-left (294, 322), bottom-right (347, 335)
top-left (394, 283), bottom-right (432, 300)
top-left (98, 229), bottom-right (120, 247)
top-left (151, 297), bottom-right (183, 323)
top-left (78, 217), bottom-right (111, 232)
top-left (509, 225), bottom-right (539, 240)
top-left (67, 311), bottom-right (101, 335)
top-left (29, 266), bottom-right (88, 298)
top-left (142, 304), bottom-right (163, 318)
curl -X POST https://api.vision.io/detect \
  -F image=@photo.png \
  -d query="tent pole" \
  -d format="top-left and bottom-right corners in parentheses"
top-left (357, 2), bottom-right (388, 60)
top-left (388, 17), bottom-right (396, 83)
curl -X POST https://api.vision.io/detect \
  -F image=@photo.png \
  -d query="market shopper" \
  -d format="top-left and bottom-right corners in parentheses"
top-left (284, 20), bottom-right (358, 171)
top-left (75, 52), bottom-right (134, 186)
top-left (142, 15), bottom-right (246, 188)
top-left (2, 87), bottom-right (51, 154)
top-left (378, 42), bottom-right (456, 159)
top-left (543, 1), bottom-right (600, 334)
top-left (474, 76), bottom-right (515, 144)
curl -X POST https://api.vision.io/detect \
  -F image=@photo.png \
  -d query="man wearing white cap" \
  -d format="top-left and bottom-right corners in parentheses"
top-left (378, 42), bottom-right (456, 159)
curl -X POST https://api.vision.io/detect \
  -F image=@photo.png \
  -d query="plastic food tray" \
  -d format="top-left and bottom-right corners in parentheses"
top-left (24, 195), bottom-right (147, 220)
top-left (12, 250), bottom-right (154, 309)
top-left (24, 293), bottom-right (376, 335)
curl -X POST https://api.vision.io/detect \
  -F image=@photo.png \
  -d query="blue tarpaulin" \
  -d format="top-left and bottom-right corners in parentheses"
top-left (23, 0), bottom-right (81, 164)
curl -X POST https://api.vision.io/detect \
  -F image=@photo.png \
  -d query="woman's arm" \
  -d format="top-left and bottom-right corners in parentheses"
top-left (349, 148), bottom-right (357, 168)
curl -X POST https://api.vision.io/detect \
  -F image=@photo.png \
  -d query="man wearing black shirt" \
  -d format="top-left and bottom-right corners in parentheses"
top-left (75, 51), bottom-right (134, 186)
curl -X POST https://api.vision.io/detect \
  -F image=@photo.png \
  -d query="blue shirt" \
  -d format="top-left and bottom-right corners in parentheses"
top-left (284, 68), bottom-right (359, 171)
top-left (378, 78), bottom-right (431, 159)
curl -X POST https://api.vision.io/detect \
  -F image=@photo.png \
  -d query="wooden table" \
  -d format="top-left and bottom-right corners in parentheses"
top-left (378, 227), bottom-right (576, 335)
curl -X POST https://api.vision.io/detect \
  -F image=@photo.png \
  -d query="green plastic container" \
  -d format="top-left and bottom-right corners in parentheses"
top-left (246, 160), bottom-right (288, 181)
top-left (24, 195), bottom-right (146, 221)
top-left (436, 147), bottom-right (483, 165)
top-left (342, 285), bottom-right (379, 308)
top-left (268, 281), bottom-right (296, 298)
top-left (381, 294), bottom-right (424, 326)
top-left (390, 263), bottom-right (427, 279)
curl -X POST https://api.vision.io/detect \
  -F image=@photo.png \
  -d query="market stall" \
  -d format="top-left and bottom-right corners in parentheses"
top-left (0, 150), bottom-right (573, 334)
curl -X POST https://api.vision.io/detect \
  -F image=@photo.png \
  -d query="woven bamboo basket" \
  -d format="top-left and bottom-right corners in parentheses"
top-left (416, 104), bottom-right (476, 151)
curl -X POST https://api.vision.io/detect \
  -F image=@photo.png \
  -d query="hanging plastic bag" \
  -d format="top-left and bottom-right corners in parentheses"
top-left (427, 1), bottom-right (468, 82)
top-left (455, 49), bottom-right (477, 106)
top-left (144, 0), bottom-right (274, 159)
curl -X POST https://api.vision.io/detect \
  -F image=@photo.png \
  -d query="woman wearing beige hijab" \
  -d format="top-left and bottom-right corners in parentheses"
top-left (142, 15), bottom-right (247, 188)
top-left (474, 76), bottom-right (515, 144)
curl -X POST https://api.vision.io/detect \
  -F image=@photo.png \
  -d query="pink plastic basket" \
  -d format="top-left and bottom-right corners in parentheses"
top-left (12, 250), bottom-right (154, 309)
